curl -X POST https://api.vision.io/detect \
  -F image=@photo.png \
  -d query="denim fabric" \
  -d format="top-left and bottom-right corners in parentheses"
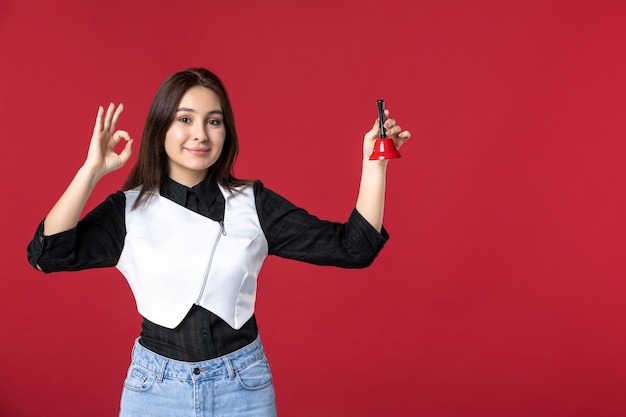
top-left (119, 336), bottom-right (276, 417)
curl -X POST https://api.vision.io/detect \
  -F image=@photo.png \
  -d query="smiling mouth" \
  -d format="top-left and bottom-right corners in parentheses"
top-left (185, 148), bottom-right (210, 155)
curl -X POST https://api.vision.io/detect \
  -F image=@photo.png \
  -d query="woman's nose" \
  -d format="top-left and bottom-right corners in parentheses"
top-left (194, 126), bottom-right (208, 141)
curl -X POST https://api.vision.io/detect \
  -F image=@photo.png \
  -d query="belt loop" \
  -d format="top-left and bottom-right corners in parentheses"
top-left (223, 356), bottom-right (235, 380)
top-left (156, 357), bottom-right (168, 383)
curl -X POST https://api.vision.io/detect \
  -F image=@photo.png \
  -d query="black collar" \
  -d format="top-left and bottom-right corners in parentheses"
top-left (162, 176), bottom-right (224, 222)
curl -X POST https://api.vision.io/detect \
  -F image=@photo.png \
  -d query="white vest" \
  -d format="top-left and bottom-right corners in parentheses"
top-left (116, 184), bottom-right (269, 329)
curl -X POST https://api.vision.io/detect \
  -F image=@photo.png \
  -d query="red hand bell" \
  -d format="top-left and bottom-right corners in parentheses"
top-left (369, 99), bottom-right (401, 160)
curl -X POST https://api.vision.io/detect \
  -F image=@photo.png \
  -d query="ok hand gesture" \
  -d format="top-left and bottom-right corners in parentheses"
top-left (84, 103), bottom-right (133, 178)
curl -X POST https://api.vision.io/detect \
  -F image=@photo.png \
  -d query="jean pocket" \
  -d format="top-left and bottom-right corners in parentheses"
top-left (236, 358), bottom-right (273, 391)
top-left (123, 365), bottom-right (157, 392)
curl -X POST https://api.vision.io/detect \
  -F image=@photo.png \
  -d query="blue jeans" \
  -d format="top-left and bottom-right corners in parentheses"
top-left (119, 336), bottom-right (277, 417)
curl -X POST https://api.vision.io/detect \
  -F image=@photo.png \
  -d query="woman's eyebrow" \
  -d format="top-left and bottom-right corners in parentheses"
top-left (176, 107), bottom-right (223, 115)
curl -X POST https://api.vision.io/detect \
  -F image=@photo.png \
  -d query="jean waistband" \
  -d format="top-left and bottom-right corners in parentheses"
top-left (130, 335), bottom-right (266, 381)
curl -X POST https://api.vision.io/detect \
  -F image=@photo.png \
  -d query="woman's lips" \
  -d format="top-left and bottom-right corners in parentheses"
top-left (185, 147), bottom-right (210, 156)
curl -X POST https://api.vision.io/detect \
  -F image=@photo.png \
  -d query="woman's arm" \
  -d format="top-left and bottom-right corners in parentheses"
top-left (355, 109), bottom-right (411, 232)
top-left (255, 110), bottom-right (410, 267)
top-left (255, 181), bottom-right (388, 268)
top-left (28, 192), bottom-right (127, 272)
top-left (43, 103), bottom-right (133, 236)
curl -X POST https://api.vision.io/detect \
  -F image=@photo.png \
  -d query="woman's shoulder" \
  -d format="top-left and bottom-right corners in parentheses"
top-left (250, 179), bottom-right (278, 199)
top-left (86, 191), bottom-right (127, 216)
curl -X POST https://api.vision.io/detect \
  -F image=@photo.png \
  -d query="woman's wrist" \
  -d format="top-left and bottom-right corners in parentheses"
top-left (77, 163), bottom-right (106, 184)
top-left (361, 158), bottom-right (389, 174)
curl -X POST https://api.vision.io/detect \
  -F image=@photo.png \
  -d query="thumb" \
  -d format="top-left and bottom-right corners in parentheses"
top-left (118, 139), bottom-right (134, 166)
top-left (365, 119), bottom-right (381, 141)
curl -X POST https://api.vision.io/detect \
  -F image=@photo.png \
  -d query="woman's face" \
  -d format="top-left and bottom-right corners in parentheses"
top-left (164, 86), bottom-right (226, 186)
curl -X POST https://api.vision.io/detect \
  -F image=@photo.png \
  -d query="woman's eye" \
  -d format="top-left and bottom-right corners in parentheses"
top-left (179, 117), bottom-right (191, 123)
top-left (207, 119), bottom-right (222, 126)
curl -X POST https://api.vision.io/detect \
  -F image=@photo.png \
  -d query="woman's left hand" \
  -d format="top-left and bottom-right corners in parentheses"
top-left (363, 109), bottom-right (411, 162)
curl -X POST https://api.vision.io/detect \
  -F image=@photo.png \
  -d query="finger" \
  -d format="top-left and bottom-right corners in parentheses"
top-left (399, 130), bottom-right (411, 139)
top-left (93, 106), bottom-right (105, 134)
top-left (113, 129), bottom-right (131, 139)
top-left (386, 125), bottom-right (402, 137)
top-left (366, 119), bottom-right (381, 141)
top-left (103, 103), bottom-right (115, 132)
top-left (384, 119), bottom-right (396, 129)
top-left (110, 130), bottom-right (131, 150)
top-left (118, 139), bottom-right (134, 166)
top-left (110, 103), bottom-right (124, 132)
top-left (396, 130), bottom-right (411, 147)
top-left (384, 118), bottom-right (397, 131)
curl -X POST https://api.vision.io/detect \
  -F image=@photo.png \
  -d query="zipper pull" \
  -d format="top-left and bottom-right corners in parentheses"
top-left (219, 220), bottom-right (227, 236)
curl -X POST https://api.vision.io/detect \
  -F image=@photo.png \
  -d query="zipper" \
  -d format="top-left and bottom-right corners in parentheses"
top-left (196, 221), bottom-right (227, 304)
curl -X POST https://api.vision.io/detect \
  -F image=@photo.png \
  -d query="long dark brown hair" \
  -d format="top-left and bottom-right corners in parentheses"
top-left (122, 68), bottom-right (248, 207)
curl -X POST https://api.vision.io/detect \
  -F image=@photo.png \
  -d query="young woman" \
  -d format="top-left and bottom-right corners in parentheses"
top-left (27, 68), bottom-right (410, 416)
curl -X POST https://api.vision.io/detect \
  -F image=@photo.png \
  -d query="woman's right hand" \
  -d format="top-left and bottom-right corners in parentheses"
top-left (41, 103), bottom-right (133, 237)
top-left (84, 103), bottom-right (133, 179)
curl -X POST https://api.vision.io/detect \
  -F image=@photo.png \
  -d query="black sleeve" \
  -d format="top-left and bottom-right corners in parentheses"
top-left (253, 180), bottom-right (389, 268)
top-left (26, 191), bottom-right (127, 273)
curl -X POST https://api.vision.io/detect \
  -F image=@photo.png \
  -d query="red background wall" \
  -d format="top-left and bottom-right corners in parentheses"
top-left (1, 0), bottom-right (625, 416)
